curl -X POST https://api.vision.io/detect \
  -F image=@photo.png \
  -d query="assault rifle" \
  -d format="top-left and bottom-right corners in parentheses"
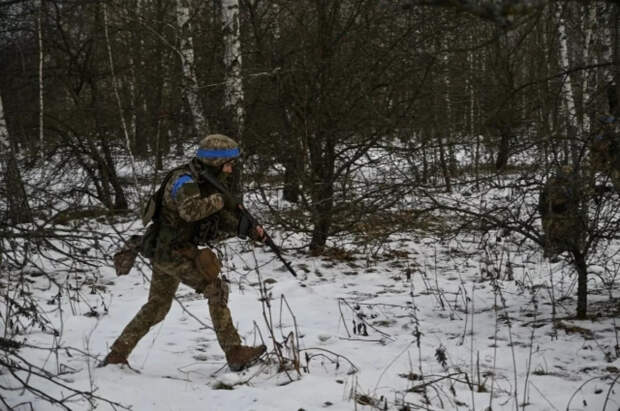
top-left (198, 169), bottom-right (298, 278)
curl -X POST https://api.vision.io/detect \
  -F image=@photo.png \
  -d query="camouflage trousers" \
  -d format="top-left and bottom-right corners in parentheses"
top-left (108, 247), bottom-right (241, 359)
top-left (542, 215), bottom-right (585, 258)
top-left (610, 168), bottom-right (620, 193)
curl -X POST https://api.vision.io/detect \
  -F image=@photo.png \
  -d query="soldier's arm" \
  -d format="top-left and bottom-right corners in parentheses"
top-left (216, 207), bottom-right (264, 241)
top-left (166, 174), bottom-right (224, 222)
top-left (216, 185), bottom-right (264, 240)
top-left (218, 208), bottom-right (241, 235)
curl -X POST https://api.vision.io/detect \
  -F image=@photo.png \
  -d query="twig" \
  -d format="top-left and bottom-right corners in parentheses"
top-left (373, 340), bottom-right (416, 394)
top-left (338, 299), bottom-right (352, 338)
top-left (337, 298), bottom-right (394, 340)
top-left (565, 375), bottom-right (607, 411)
top-left (407, 372), bottom-right (470, 392)
top-left (300, 347), bottom-right (359, 373)
top-left (602, 373), bottom-right (620, 411)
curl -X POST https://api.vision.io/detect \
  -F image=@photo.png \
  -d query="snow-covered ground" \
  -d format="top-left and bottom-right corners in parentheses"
top-left (4, 223), bottom-right (619, 410)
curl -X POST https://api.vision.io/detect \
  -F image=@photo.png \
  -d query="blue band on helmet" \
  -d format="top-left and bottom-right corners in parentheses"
top-left (601, 115), bottom-right (616, 124)
top-left (171, 174), bottom-right (194, 200)
top-left (196, 148), bottom-right (240, 159)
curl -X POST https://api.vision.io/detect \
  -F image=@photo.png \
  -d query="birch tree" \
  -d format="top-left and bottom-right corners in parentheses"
top-left (176, 0), bottom-right (207, 136)
top-left (580, 3), bottom-right (596, 135)
top-left (556, 3), bottom-right (581, 163)
top-left (221, 0), bottom-right (245, 136)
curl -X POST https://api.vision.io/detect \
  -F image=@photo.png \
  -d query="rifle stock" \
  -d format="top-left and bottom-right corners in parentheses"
top-left (199, 170), bottom-right (298, 278)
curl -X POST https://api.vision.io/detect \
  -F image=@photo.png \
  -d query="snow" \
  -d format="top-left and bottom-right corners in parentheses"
top-left (3, 226), bottom-right (619, 411)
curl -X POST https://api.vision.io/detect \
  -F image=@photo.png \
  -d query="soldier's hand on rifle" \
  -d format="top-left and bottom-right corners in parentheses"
top-left (252, 225), bottom-right (266, 242)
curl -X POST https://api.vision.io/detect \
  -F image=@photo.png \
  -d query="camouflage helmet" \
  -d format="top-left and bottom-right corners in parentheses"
top-left (195, 134), bottom-right (240, 167)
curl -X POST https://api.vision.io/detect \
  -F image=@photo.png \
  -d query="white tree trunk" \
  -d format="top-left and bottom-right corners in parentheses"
top-left (556, 4), bottom-right (581, 154)
top-left (272, 2), bottom-right (281, 41)
top-left (580, 3), bottom-right (596, 134)
top-left (222, 0), bottom-right (245, 135)
top-left (0, 91), bottom-right (9, 152)
top-left (541, 8), bottom-right (554, 139)
top-left (442, 38), bottom-right (451, 134)
top-left (602, 3), bottom-right (614, 88)
top-left (467, 34), bottom-right (476, 167)
top-left (176, 0), bottom-right (207, 136)
top-left (38, 0), bottom-right (44, 157)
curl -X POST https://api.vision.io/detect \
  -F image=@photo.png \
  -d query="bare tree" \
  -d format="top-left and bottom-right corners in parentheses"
top-left (222, 0), bottom-right (245, 137)
top-left (176, 0), bottom-right (208, 136)
top-left (0, 90), bottom-right (32, 225)
top-left (37, 0), bottom-right (44, 158)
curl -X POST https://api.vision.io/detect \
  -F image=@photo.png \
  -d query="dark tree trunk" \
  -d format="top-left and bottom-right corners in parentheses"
top-left (283, 162), bottom-right (300, 203)
top-left (100, 136), bottom-right (128, 210)
top-left (88, 75), bottom-right (127, 210)
top-left (3, 143), bottom-right (33, 225)
top-left (495, 130), bottom-right (511, 171)
top-left (573, 251), bottom-right (588, 320)
top-left (421, 144), bottom-right (429, 184)
top-left (1, 88), bottom-right (32, 224)
top-left (282, 133), bottom-right (300, 203)
top-left (309, 182), bottom-right (334, 254)
top-left (437, 131), bottom-right (452, 192)
top-left (308, 132), bottom-right (335, 254)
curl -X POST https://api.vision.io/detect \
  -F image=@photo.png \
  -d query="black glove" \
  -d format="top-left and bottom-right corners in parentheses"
top-left (237, 213), bottom-right (252, 239)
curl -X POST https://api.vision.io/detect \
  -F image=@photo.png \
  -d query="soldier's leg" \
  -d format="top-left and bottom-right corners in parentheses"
top-left (175, 247), bottom-right (264, 370)
top-left (105, 266), bottom-right (179, 362)
top-left (206, 278), bottom-right (241, 352)
top-left (611, 168), bottom-right (620, 193)
top-left (542, 217), bottom-right (563, 259)
top-left (179, 248), bottom-right (242, 352)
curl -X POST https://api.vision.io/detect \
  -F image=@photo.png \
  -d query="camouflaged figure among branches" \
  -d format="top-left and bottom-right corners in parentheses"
top-left (153, 135), bottom-right (242, 262)
top-left (538, 169), bottom-right (588, 258)
top-left (111, 134), bottom-right (242, 273)
top-left (591, 116), bottom-right (620, 190)
top-left (154, 163), bottom-right (241, 261)
top-left (104, 134), bottom-right (268, 372)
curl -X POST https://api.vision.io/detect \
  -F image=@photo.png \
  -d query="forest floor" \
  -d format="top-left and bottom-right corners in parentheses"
top-left (3, 213), bottom-right (620, 411)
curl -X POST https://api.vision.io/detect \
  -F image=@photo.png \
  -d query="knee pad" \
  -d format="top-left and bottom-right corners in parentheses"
top-left (195, 248), bottom-right (221, 282)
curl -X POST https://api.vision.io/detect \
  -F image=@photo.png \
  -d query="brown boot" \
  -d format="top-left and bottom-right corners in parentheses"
top-left (99, 350), bottom-right (129, 367)
top-left (226, 344), bottom-right (266, 371)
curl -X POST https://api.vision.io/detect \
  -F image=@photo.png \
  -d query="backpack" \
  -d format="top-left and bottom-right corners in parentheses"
top-left (111, 168), bottom-right (182, 276)
top-left (139, 167), bottom-right (183, 258)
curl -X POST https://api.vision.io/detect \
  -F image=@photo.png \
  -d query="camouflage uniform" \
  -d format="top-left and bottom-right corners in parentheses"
top-left (538, 168), bottom-right (587, 259)
top-left (104, 135), bottom-right (265, 370)
top-left (591, 116), bottom-right (620, 190)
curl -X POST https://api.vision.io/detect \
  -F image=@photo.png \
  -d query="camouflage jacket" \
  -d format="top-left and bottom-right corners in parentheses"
top-left (538, 172), bottom-right (585, 219)
top-left (154, 161), bottom-right (240, 261)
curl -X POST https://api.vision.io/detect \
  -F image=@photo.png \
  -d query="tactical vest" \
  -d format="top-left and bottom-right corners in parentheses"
top-left (142, 163), bottom-right (229, 262)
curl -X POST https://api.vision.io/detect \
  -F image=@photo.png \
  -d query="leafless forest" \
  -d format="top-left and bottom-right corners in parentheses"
top-left (1, 1), bottom-right (620, 409)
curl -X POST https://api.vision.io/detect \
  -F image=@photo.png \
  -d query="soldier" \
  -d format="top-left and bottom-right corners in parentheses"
top-left (102, 134), bottom-right (266, 371)
top-left (590, 116), bottom-right (620, 191)
top-left (538, 167), bottom-right (587, 260)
